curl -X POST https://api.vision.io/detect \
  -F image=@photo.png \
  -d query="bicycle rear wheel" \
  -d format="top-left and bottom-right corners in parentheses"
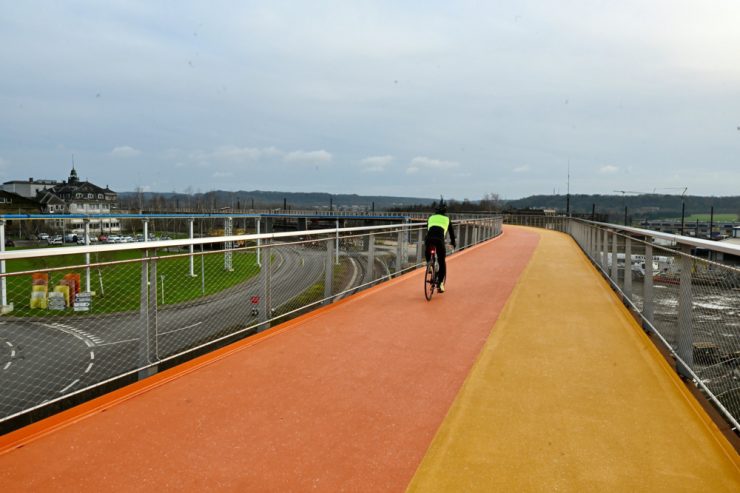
top-left (424, 261), bottom-right (436, 301)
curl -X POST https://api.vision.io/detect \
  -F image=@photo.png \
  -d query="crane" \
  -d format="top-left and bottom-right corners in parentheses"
top-left (653, 187), bottom-right (688, 197)
top-left (613, 190), bottom-right (651, 196)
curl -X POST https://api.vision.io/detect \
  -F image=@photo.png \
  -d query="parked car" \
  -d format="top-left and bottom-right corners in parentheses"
top-left (48, 235), bottom-right (63, 245)
top-left (38, 233), bottom-right (49, 241)
top-left (4, 239), bottom-right (15, 248)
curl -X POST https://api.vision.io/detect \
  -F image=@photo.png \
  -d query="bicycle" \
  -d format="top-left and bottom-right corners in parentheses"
top-left (424, 246), bottom-right (439, 301)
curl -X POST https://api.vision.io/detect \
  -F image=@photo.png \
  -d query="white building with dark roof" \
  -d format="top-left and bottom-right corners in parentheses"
top-left (35, 166), bottom-right (121, 235)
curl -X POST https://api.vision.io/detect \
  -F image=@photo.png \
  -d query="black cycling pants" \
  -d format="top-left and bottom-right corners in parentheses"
top-left (425, 236), bottom-right (447, 284)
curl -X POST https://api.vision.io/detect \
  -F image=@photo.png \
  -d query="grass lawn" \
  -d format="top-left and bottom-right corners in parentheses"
top-left (682, 213), bottom-right (738, 222)
top-left (4, 248), bottom-right (259, 316)
top-left (272, 256), bottom-right (353, 320)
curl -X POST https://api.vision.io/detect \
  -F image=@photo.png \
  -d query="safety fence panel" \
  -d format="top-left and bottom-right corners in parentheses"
top-left (0, 216), bottom-right (502, 427)
top-left (564, 218), bottom-right (740, 433)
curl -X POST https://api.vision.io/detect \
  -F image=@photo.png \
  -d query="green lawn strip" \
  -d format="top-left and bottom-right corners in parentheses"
top-left (272, 255), bottom-right (355, 321)
top-left (274, 281), bottom-right (325, 319)
top-left (664, 213), bottom-right (738, 222)
top-left (5, 249), bottom-right (259, 316)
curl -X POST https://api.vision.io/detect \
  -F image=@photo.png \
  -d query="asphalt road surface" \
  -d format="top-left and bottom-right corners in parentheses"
top-left (0, 244), bottom-right (333, 419)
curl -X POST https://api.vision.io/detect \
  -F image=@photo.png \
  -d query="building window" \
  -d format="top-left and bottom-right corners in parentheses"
top-left (76, 193), bottom-right (82, 198)
top-left (98, 194), bottom-right (103, 199)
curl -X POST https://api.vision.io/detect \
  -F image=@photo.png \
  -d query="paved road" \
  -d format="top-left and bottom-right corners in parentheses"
top-left (0, 244), bottom-right (327, 419)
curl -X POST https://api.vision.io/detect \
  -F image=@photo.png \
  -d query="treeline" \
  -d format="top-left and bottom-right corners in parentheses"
top-left (118, 190), bottom-right (435, 212)
top-left (505, 194), bottom-right (740, 220)
top-left (388, 193), bottom-right (503, 214)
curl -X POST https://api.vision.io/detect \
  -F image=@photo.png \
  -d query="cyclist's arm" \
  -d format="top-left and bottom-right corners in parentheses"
top-left (448, 220), bottom-right (457, 248)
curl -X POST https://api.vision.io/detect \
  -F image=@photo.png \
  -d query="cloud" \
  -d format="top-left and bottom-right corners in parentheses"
top-left (111, 146), bottom-right (141, 157)
top-left (406, 156), bottom-right (460, 175)
top-left (600, 165), bottom-right (619, 174)
top-left (360, 155), bottom-right (393, 172)
top-left (284, 150), bottom-right (333, 164)
top-left (213, 171), bottom-right (233, 178)
top-left (211, 146), bottom-right (282, 162)
top-left (513, 165), bottom-right (530, 173)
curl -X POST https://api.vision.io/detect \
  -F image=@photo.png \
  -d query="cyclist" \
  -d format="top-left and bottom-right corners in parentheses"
top-left (425, 201), bottom-right (456, 293)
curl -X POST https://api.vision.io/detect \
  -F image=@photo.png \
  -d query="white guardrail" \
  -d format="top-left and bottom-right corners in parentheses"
top-left (506, 214), bottom-right (740, 434)
top-left (0, 215), bottom-right (502, 431)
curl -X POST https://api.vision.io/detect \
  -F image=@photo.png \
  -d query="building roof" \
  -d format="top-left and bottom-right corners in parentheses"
top-left (2, 179), bottom-right (58, 185)
top-left (0, 190), bottom-right (43, 211)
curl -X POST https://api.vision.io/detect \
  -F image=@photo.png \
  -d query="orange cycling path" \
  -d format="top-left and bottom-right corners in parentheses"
top-left (1, 226), bottom-right (739, 491)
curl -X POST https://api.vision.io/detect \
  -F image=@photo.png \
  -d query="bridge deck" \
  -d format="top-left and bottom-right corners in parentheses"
top-left (1, 226), bottom-right (738, 491)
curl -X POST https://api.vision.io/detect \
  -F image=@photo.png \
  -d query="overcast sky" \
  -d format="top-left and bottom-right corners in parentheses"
top-left (1, 1), bottom-right (739, 200)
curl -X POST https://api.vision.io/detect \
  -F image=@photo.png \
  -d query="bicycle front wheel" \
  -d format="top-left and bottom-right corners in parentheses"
top-left (424, 261), bottom-right (436, 301)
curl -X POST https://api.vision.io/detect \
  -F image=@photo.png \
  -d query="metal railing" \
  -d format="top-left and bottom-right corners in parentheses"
top-left (507, 214), bottom-right (740, 433)
top-left (0, 215), bottom-right (502, 428)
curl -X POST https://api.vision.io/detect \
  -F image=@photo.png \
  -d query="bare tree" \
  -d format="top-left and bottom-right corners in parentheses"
top-left (480, 193), bottom-right (502, 212)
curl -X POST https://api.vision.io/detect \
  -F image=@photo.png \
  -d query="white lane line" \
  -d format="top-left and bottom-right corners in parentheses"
top-left (90, 351), bottom-right (95, 360)
top-left (38, 323), bottom-right (97, 348)
top-left (5, 341), bottom-right (12, 347)
top-left (60, 379), bottom-right (80, 393)
top-left (10, 350), bottom-right (15, 358)
top-left (3, 362), bottom-right (10, 370)
top-left (159, 321), bottom-right (203, 336)
top-left (85, 363), bottom-right (94, 373)
top-left (96, 338), bottom-right (138, 347)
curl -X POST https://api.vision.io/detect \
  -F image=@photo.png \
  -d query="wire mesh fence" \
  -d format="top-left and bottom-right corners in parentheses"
top-left (0, 216), bottom-right (502, 426)
top-left (550, 217), bottom-right (740, 432)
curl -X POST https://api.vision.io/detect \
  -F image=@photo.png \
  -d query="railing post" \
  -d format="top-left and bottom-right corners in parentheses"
top-left (148, 250), bottom-right (158, 367)
top-left (367, 233), bottom-right (376, 282)
top-left (396, 228), bottom-right (404, 274)
top-left (591, 226), bottom-right (597, 262)
top-left (224, 216), bottom-right (233, 272)
top-left (256, 218), bottom-right (261, 268)
top-left (138, 254), bottom-right (148, 378)
top-left (138, 250), bottom-right (157, 379)
top-left (335, 220), bottom-right (340, 266)
top-left (416, 229), bottom-right (423, 264)
top-left (324, 237), bottom-right (334, 302)
top-left (643, 240), bottom-right (654, 326)
top-left (677, 244), bottom-right (694, 377)
top-left (611, 230), bottom-right (619, 281)
top-left (188, 218), bottom-right (196, 276)
top-left (590, 226), bottom-right (596, 260)
top-left (601, 228), bottom-right (608, 269)
top-left (624, 236), bottom-right (632, 300)
top-left (259, 239), bottom-right (272, 331)
top-left (84, 218), bottom-right (91, 294)
top-left (0, 220), bottom-right (11, 314)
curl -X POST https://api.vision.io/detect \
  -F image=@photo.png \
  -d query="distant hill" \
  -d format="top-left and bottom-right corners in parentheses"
top-left (506, 194), bottom-right (740, 221)
top-left (119, 189), bottom-right (436, 211)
